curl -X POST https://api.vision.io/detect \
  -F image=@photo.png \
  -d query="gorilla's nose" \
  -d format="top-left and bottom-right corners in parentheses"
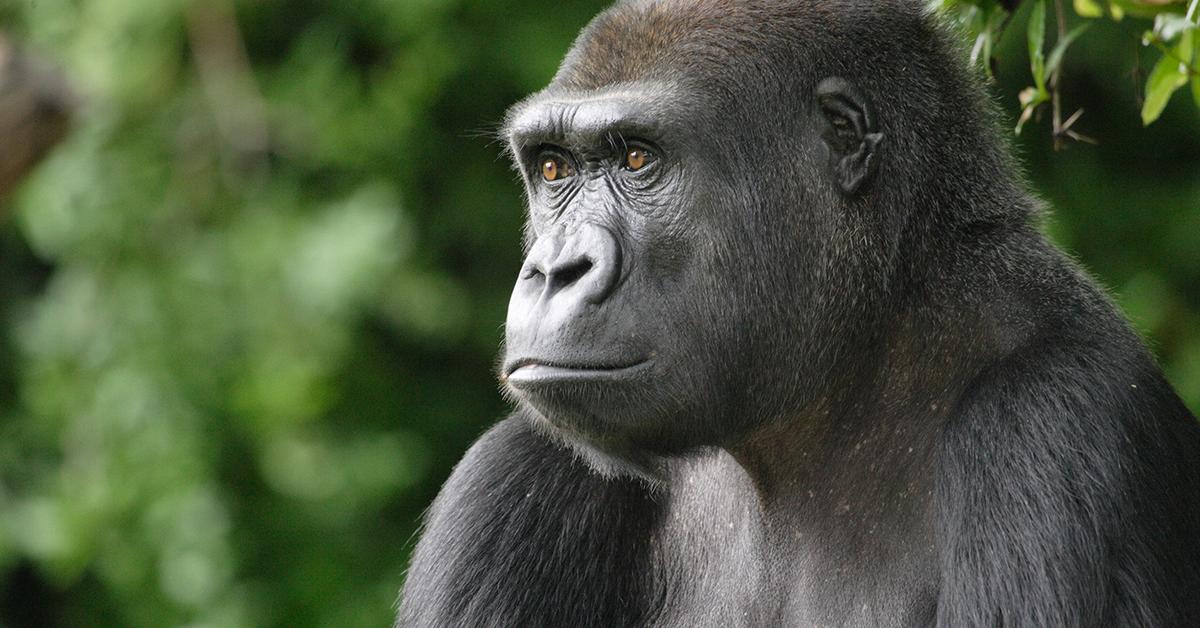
top-left (519, 224), bottom-right (621, 306)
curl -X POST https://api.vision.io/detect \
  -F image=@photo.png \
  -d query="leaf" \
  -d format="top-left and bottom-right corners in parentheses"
top-left (1141, 52), bottom-right (1190, 125)
top-left (1152, 12), bottom-right (1199, 44)
top-left (1015, 105), bottom-right (1036, 134)
top-left (1047, 23), bottom-right (1091, 76)
top-left (1018, 86), bottom-right (1042, 108)
top-left (1028, 0), bottom-right (1048, 90)
top-left (1111, 0), bottom-right (1179, 18)
top-left (1195, 33), bottom-right (1200, 108)
top-left (1015, 86), bottom-right (1046, 134)
top-left (971, 7), bottom-right (1010, 77)
top-left (1073, 0), bottom-right (1104, 17)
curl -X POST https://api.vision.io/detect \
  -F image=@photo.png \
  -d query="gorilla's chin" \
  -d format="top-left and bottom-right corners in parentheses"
top-left (505, 367), bottom-right (656, 436)
top-left (522, 404), bottom-right (677, 485)
top-left (504, 363), bottom-right (706, 480)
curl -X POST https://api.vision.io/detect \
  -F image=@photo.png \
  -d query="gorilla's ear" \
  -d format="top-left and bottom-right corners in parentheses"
top-left (816, 77), bottom-right (884, 196)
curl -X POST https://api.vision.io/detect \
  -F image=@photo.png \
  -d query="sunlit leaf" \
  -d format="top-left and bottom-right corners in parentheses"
top-left (1074, 0), bottom-right (1105, 17)
top-left (1111, 0), bottom-right (1182, 18)
top-left (1141, 50), bottom-right (1190, 124)
top-left (1016, 86), bottom-right (1046, 133)
top-left (1029, 0), bottom-right (1048, 90)
top-left (1183, 27), bottom-right (1199, 106)
top-left (1152, 12), bottom-right (1200, 43)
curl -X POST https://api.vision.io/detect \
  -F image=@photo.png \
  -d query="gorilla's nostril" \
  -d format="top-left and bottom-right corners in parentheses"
top-left (551, 258), bottom-right (593, 289)
top-left (518, 225), bottom-right (620, 305)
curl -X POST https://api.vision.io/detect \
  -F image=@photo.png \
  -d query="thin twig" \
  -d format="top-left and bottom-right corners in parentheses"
top-left (1051, 0), bottom-right (1068, 150)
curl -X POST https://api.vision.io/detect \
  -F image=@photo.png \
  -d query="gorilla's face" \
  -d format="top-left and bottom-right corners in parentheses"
top-left (499, 72), bottom-right (883, 474)
top-left (500, 84), bottom-right (748, 460)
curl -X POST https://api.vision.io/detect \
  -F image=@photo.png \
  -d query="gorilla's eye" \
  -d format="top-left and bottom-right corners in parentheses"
top-left (624, 147), bottom-right (653, 171)
top-left (539, 154), bottom-right (575, 182)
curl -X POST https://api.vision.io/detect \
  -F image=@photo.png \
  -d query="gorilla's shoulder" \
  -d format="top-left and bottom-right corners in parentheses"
top-left (437, 413), bottom-right (577, 501)
top-left (399, 413), bottom-right (661, 627)
top-left (431, 412), bottom-right (656, 521)
top-left (935, 329), bottom-right (1200, 626)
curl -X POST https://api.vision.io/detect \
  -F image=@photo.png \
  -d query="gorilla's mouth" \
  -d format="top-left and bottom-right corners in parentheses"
top-left (503, 357), bottom-right (652, 388)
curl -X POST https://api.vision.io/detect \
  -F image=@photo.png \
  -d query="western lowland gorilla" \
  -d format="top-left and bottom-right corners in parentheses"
top-left (398, 0), bottom-right (1200, 625)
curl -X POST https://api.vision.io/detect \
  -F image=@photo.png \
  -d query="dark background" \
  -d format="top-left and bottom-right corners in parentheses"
top-left (0, 0), bottom-right (1196, 626)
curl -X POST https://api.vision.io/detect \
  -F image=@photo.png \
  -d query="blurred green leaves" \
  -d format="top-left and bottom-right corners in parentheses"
top-left (0, 0), bottom-right (614, 622)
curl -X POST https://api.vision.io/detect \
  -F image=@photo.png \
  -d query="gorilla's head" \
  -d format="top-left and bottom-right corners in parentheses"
top-left (499, 0), bottom-right (1017, 478)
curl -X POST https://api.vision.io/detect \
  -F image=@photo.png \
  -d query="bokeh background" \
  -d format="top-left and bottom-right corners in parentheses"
top-left (0, 0), bottom-right (1196, 626)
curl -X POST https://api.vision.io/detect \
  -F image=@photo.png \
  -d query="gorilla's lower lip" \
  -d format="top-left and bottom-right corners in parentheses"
top-left (505, 359), bottom-right (651, 387)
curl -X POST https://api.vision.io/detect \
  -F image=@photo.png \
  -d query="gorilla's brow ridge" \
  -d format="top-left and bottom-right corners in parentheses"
top-left (504, 88), bottom-right (675, 151)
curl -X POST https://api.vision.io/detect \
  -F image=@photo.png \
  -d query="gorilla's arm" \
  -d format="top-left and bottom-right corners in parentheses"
top-left (396, 414), bottom-right (661, 628)
top-left (936, 331), bottom-right (1200, 627)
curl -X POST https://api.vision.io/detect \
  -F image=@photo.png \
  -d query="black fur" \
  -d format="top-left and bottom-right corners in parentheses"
top-left (398, 0), bottom-right (1200, 625)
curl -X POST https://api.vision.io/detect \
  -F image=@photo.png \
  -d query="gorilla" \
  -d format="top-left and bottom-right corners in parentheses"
top-left (398, 0), bottom-right (1200, 625)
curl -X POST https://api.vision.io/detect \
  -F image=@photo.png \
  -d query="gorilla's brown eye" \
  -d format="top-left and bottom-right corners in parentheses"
top-left (540, 155), bottom-right (573, 182)
top-left (624, 147), bottom-right (651, 171)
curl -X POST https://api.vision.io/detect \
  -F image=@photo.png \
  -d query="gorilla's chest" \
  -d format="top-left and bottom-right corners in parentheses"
top-left (647, 458), bottom-right (938, 627)
top-left (647, 528), bottom-right (938, 627)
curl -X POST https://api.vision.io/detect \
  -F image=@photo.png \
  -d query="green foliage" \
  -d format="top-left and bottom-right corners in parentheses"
top-left (0, 0), bottom-right (601, 624)
top-left (1142, 11), bottom-right (1200, 123)
top-left (941, 0), bottom-right (1200, 129)
top-left (0, 0), bottom-right (1196, 626)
